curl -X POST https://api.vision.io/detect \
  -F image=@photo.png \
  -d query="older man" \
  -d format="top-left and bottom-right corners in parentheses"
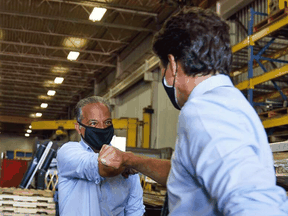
top-left (98, 7), bottom-right (288, 216)
top-left (57, 96), bottom-right (145, 216)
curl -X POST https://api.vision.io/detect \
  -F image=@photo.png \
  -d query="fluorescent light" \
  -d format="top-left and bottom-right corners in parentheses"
top-left (47, 90), bottom-right (56, 96)
top-left (36, 113), bottom-right (42, 117)
top-left (27, 129), bottom-right (32, 133)
top-left (40, 103), bottom-right (48, 108)
top-left (29, 114), bottom-right (36, 118)
top-left (54, 77), bottom-right (64, 84)
top-left (89, 7), bottom-right (107, 21)
top-left (43, 80), bottom-right (55, 87)
top-left (29, 125), bottom-right (32, 129)
top-left (52, 66), bottom-right (69, 74)
top-left (63, 37), bottom-right (87, 48)
top-left (38, 95), bottom-right (52, 100)
top-left (67, 51), bottom-right (80, 61)
top-left (25, 133), bottom-right (30, 137)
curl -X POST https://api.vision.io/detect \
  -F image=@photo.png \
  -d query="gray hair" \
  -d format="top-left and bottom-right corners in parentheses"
top-left (75, 96), bottom-right (112, 123)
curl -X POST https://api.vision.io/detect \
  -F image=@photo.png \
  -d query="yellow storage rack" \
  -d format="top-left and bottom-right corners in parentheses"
top-left (231, 7), bottom-right (288, 129)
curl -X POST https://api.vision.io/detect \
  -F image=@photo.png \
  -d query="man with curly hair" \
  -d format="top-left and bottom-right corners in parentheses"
top-left (99, 7), bottom-right (288, 215)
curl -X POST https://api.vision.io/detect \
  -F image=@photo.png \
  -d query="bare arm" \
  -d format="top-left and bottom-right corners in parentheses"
top-left (124, 152), bottom-right (171, 186)
top-left (98, 145), bottom-right (171, 186)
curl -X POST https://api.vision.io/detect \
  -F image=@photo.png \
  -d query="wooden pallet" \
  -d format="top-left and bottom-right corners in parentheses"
top-left (0, 213), bottom-right (55, 216)
top-left (0, 188), bottom-right (53, 197)
top-left (0, 195), bottom-right (54, 203)
top-left (258, 107), bottom-right (288, 120)
top-left (143, 191), bottom-right (165, 207)
top-left (0, 206), bottom-right (55, 214)
top-left (0, 200), bottom-right (55, 209)
top-left (253, 8), bottom-right (288, 33)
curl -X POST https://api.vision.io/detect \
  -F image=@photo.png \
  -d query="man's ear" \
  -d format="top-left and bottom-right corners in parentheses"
top-left (75, 122), bottom-right (81, 135)
top-left (167, 54), bottom-right (177, 77)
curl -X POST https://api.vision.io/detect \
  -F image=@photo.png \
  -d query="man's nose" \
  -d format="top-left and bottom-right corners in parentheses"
top-left (97, 122), bottom-right (106, 129)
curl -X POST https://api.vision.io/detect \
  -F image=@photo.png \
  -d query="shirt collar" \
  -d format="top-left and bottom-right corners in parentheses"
top-left (80, 137), bottom-right (92, 151)
top-left (188, 74), bottom-right (233, 100)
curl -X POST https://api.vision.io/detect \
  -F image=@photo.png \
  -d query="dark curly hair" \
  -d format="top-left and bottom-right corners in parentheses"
top-left (152, 7), bottom-right (232, 77)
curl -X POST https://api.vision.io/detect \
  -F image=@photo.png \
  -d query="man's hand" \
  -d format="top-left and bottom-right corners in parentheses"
top-left (122, 168), bottom-right (139, 178)
top-left (98, 144), bottom-right (128, 169)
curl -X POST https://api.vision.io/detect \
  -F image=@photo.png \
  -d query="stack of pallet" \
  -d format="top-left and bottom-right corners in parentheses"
top-left (140, 174), bottom-right (166, 207)
top-left (0, 187), bottom-right (55, 216)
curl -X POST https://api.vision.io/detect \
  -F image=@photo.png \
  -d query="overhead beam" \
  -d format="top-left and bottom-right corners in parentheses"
top-left (0, 102), bottom-right (66, 111)
top-left (235, 65), bottom-right (288, 90)
top-left (0, 89), bottom-right (75, 98)
top-left (217, 0), bottom-right (255, 19)
top-left (0, 40), bottom-right (113, 56)
top-left (45, 0), bottom-right (158, 17)
top-left (0, 60), bottom-right (99, 74)
top-left (0, 83), bottom-right (81, 94)
top-left (0, 94), bottom-right (77, 103)
top-left (0, 107), bottom-right (67, 114)
top-left (0, 115), bottom-right (35, 124)
top-left (0, 27), bottom-right (128, 44)
top-left (0, 100), bottom-right (68, 108)
top-left (0, 77), bottom-right (94, 89)
top-left (0, 10), bottom-right (154, 32)
top-left (0, 69), bottom-right (92, 80)
top-left (0, 51), bottom-right (116, 67)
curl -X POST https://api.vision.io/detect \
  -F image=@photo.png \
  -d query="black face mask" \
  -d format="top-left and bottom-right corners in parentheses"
top-left (162, 67), bottom-right (181, 110)
top-left (77, 121), bottom-right (114, 150)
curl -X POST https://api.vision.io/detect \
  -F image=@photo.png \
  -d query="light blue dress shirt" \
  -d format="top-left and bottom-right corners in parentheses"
top-left (57, 139), bottom-right (145, 216)
top-left (167, 74), bottom-right (288, 215)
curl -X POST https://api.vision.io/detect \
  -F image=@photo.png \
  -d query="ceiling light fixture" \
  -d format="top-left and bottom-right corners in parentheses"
top-left (54, 77), bottom-right (64, 84)
top-left (47, 90), bottom-right (56, 96)
top-left (63, 37), bottom-right (87, 48)
top-left (89, 7), bottom-right (107, 22)
top-left (67, 51), bottom-right (80, 61)
top-left (29, 125), bottom-right (32, 129)
top-left (52, 66), bottom-right (69, 74)
top-left (27, 129), bottom-right (32, 133)
top-left (40, 103), bottom-right (48, 108)
top-left (25, 133), bottom-right (30, 137)
top-left (36, 113), bottom-right (42, 117)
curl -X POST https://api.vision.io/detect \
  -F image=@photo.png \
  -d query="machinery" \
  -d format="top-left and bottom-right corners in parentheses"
top-left (31, 106), bottom-right (154, 149)
top-left (19, 140), bottom-right (58, 190)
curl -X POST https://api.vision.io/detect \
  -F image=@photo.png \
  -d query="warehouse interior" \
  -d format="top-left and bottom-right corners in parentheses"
top-left (1, 0), bottom-right (288, 215)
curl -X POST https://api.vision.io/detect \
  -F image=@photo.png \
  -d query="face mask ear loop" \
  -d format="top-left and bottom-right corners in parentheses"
top-left (173, 62), bottom-right (178, 88)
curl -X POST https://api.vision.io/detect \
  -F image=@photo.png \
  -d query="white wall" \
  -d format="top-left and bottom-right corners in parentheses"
top-left (0, 134), bottom-right (34, 155)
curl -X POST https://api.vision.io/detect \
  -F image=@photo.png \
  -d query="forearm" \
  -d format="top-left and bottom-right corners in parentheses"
top-left (124, 152), bottom-right (171, 186)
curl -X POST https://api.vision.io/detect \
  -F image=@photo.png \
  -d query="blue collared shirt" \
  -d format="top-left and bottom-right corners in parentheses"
top-left (167, 74), bottom-right (288, 215)
top-left (57, 139), bottom-right (145, 216)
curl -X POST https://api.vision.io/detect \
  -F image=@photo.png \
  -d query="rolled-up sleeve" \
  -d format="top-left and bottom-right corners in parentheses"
top-left (180, 99), bottom-right (288, 216)
top-left (57, 143), bottom-right (104, 184)
top-left (124, 174), bottom-right (145, 216)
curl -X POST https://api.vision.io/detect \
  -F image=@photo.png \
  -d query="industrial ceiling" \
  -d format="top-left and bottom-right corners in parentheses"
top-left (0, 0), bottom-right (216, 138)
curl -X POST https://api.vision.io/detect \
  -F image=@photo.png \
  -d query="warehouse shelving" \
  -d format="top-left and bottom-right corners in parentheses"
top-left (231, 7), bottom-right (288, 130)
